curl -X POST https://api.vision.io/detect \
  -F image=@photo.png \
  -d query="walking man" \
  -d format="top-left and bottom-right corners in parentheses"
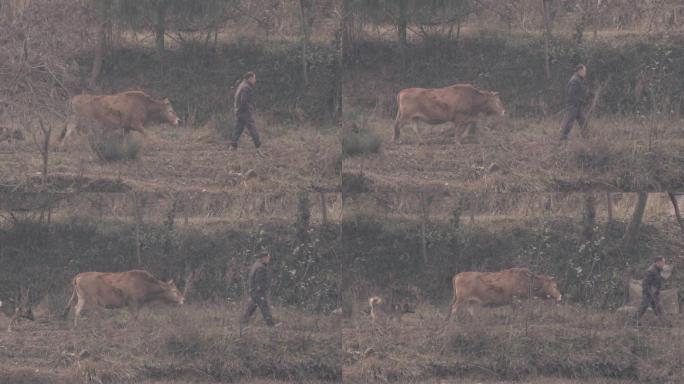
top-left (231, 71), bottom-right (262, 153)
top-left (559, 64), bottom-right (588, 141)
top-left (240, 251), bottom-right (276, 329)
top-left (635, 256), bottom-right (666, 324)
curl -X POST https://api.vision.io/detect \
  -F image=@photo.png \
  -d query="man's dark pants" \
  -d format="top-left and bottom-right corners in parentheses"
top-left (232, 113), bottom-right (261, 148)
top-left (636, 291), bottom-right (663, 321)
top-left (560, 105), bottom-right (587, 140)
top-left (240, 294), bottom-right (274, 326)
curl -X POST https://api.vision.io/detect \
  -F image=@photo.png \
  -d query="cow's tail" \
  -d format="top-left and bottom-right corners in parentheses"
top-left (61, 278), bottom-right (77, 319)
top-left (394, 92), bottom-right (402, 122)
top-left (444, 276), bottom-right (458, 323)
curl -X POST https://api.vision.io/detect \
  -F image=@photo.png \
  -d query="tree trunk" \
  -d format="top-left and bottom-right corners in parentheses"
top-left (341, 0), bottom-right (351, 63)
top-left (621, 192), bottom-right (648, 249)
top-left (299, 0), bottom-right (310, 86)
top-left (582, 193), bottom-right (596, 241)
top-left (420, 193), bottom-right (432, 264)
top-left (398, 0), bottom-right (408, 48)
top-left (593, 0), bottom-right (599, 39)
top-left (319, 192), bottom-right (327, 226)
top-left (668, 193), bottom-right (684, 234)
top-left (89, 15), bottom-right (108, 88)
top-left (542, 0), bottom-right (552, 82)
top-left (133, 193), bottom-right (146, 267)
top-left (155, 0), bottom-right (167, 54)
top-left (605, 192), bottom-right (613, 223)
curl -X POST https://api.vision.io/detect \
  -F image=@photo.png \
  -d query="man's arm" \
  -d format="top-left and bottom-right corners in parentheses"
top-left (567, 78), bottom-right (581, 106)
top-left (643, 269), bottom-right (657, 295)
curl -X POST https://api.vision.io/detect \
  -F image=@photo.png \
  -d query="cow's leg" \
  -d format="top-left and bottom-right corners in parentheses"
top-left (453, 122), bottom-right (467, 144)
top-left (393, 118), bottom-right (404, 143)
top-left (128, 302), bottom-right (141, 321)
top-left (411, 119), bottom-right (425, 145)
top-left (74, 295), bottom-right (85, 327)
top-left (130, 122), bottom-right (148, 138)
top-left (466, 302), bottom-right (477, 321)
top-left (446, 297), bottom-right (462, 323)
top-left (59, 117), bottom-right (78, 148)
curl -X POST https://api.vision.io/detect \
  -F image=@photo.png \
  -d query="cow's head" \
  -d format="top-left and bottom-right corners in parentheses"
top-left (535, 276), bottom-right (562, 302)
top-left (485, 92), bottom-right (506, 117)
top-left (160, 98), bottom-right (180, 126)
top-left (161, 279), bottom-right (185, 305)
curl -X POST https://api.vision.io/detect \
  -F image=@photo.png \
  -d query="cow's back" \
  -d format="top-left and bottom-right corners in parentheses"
top-left (100, 270), bottom-right (162, 300)
top-left (74, 272), bottom-right (127, 307)
top-left (397, 84), bottom-right (482, 121)
top-left (454, 268), bottom-right (532, 305)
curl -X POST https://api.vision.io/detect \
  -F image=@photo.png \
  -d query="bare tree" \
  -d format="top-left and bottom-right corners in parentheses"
top-left (542, 0), bottom-right (553, 82)
top-left (31, 119), bottom-right (53, 187)
top-left (621, 192), bottom-right (648, 249)
top-left (668, 192), bottom-right (684, 234)
top-left (154, 0), bottom-right (168, 54)
top-left (298, 0), bottom-right (312, 86)
top-left (89, 0), bottom-right (111, 88)
top-left (420, 192), bottom-right (433, 264)
top-left (132, 192), bottom-right (147, 267)
top-left (582, 193), bottom-right (595, 241)
top-left (398, 0), bottom-right (408, 48)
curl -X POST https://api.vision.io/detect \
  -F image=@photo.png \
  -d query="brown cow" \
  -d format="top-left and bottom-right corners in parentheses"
top-left (368, 295), bottom-right (415, 325)
top-left (62, 269), bottom-right (184, 326)
top-left (59, 91), bottom-right (180, 146)
top-left (393, 84), bottom-right (505, 144)
top-left (445, 268), bottom-right (561, 323)
top-left (0, 287), bottom-right (34, 332)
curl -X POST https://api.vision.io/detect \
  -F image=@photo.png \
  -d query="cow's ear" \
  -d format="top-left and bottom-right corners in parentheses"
top-left (163, 98), bottom-right (170, 104)
top-left (167, 279), bottom-right (174, 285)
top-left (492, 92), bottom-right (499, 96)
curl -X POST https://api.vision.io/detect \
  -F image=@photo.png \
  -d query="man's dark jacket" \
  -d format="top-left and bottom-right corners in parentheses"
top-left (234, 80), bottom-right (254, 116)
top-left (642, 263), bottom-right (663, 296)
top-left (566, 73), bottom-right (587, 107)
top-left (248, 259), bottom-right (269, 298)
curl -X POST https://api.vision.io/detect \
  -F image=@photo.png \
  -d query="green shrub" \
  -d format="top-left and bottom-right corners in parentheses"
top-left (89, 133), bottom-right (141, 162)
top-left (342, 127), bottom-right (382, 157)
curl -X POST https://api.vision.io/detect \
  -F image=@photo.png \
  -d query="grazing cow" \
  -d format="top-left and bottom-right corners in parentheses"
top-left (393, 84), bottom-right (505, 144)
top-left (59, 91), bottom-right (180, 146)
top-left (445, 268), bottom-right (562, 323)
top-left (0, 288), bottom-right (34, 332)
top-left (62, 270), bottom-right (184, 326)
top-left (368, 295), bottom-right (415, 324)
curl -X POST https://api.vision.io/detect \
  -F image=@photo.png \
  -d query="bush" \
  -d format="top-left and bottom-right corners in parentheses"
top-left (342, 127), bottom-right (382, 157)
top-left (89, 133), bottom-right (141, 162)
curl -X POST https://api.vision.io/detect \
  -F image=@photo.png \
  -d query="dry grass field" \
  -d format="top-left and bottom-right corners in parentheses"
top-left (342, 115), bottom-right (684, 193)
top-left (343, 302), bottom-right (684, 383)
top-left (0, 302), bottom-right (341, 384)
top-left (0, 120), bottom-right (340, 194)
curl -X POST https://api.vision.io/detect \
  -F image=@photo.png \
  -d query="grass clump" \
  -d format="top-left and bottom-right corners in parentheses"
top-left (342, 126), bottom-right (381, 157)
top-left (89, 133), bottom-right (141, 162)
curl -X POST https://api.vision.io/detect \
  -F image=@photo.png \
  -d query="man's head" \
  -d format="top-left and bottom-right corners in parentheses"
top-left (245, 71), bottom-right (256, 85)
top-left (258, 251), bottom-right (271, 264)
top-left (575, 64), bottom-right (587, 78)
top-left (654, 256), bottom-right (665, 269)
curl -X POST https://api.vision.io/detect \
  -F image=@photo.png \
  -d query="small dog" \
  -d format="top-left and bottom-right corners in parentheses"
top-left (368, 295), bottom-right (415, 324)
top-left (0, 289), bottom-right (35, 332)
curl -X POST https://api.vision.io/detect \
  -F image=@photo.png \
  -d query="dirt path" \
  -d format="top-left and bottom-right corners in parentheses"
top-left (0, 124), bottom-right (339, 193)
top-left (343, 117), bottom-right (684, 192)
